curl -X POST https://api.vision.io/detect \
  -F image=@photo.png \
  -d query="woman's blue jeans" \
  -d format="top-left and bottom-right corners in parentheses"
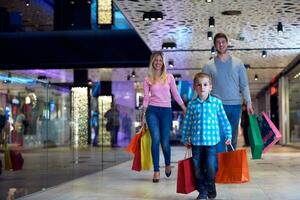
top-left (217, 105), bottom-right (241, 152)
top-left (145, 105), bottom-right (172, 172)
top-left (192, 145), bottom-right (217, 197)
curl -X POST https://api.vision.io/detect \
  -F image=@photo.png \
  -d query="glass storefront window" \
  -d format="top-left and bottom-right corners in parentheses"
top-left (289, 75), bottom-right (300, 143)
top-left (0, 71), bottom-right (132, 199)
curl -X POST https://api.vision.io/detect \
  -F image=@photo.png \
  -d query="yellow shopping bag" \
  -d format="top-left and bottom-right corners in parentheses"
top-left (4, 143), bottom-right (12, 170)
top-left (140, 127), bottom-right (153, 170)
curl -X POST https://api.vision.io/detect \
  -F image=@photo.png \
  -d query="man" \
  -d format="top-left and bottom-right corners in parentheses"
top-left (104, 103), bottom-right (120, 147)
top-left (202, 32), bottom-right (254, 151)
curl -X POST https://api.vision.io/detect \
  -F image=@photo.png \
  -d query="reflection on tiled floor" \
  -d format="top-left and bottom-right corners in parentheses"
top-left (18, 146), bottom-right (300, 200)
top-left (0, 147), bottom-right (131, 200)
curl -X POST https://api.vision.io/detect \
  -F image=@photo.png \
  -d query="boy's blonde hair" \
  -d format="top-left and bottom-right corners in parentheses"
top-left (193, 72), bottom-right (212, 85)
top-left (147, 51), bottom-right (167, 84)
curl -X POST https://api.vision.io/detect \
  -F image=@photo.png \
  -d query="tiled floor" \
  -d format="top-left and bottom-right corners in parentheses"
top-left (18, 145), bottom-right (300, 200)
top-left (0, 146), bottom-right (131, 200)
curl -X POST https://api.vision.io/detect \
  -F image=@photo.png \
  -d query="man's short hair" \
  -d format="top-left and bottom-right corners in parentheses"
top-left (214, 33), bottom-right (228, 45)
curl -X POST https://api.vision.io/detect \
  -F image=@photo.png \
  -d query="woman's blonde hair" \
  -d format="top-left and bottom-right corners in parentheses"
top-left (147, 51), bottom-right (167, 84)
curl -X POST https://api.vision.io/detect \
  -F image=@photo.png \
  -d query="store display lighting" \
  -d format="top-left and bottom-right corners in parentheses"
top-left (25, 96), bottom-right (31, 104)
top-left (97, 0), bottom-right (113, 25)
top-left (293, 72), bottom-right (300, 79)
top-left (0, 73), bottom-right (35, 84)
top-left (98, 96), bottom-right (113, 146)
top-left (71, 87), bottom-right (88, 147)
top-left (12, 98), bottom-right (20, 104)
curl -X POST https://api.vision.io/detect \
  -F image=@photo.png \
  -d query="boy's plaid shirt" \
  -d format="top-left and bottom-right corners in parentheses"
top-left (181, 95), bottom-right (232, 146)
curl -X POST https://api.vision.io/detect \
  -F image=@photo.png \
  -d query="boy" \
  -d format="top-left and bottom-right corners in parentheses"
top-left (181, 72), bottom-right (232, 200)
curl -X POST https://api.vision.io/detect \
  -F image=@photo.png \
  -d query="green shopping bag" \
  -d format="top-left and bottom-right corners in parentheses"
top-left (140, 127), bottom-right (153, 170)
top-left (248, 115), bottom-right (263, 159)
top-left (4, 143), bottom-right (12, 170)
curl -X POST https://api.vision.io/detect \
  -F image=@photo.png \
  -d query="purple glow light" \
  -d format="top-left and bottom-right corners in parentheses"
top-left (11, 69), bottom-right (73, 83)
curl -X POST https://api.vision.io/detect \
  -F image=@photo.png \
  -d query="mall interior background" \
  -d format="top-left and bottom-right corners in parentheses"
top-left (0, 0), bottom-right (300, 199)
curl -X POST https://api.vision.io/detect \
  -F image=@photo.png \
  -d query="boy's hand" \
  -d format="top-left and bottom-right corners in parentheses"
top-left (247, 104), bottom-right (254, 115)
top-left (225, 139), bottom-right (231, 145)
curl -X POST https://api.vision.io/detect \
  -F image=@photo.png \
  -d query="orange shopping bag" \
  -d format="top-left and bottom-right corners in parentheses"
top-left (126, 126), bottom-right (145, 154)
top-left (215, 146), bottom-right (250, 184)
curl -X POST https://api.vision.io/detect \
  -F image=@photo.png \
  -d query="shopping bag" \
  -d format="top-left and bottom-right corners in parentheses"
top-left (215, 148), bottom-right (250, 184)
top-left (126, 127), bottom-right (144, 154)
top-left (4, 143), bottom-right (12, 170)
top-left (10, 149), bottom-right (24, 171)
top-left (140, 127), bottom-right (153, 170)
top-left (176, 149), bottom-right (196, 194)
top-left (131, 135), bottom-right (142, 171)
top-left (257, 112), bottom-right (282, 153)
top-left (248, 115), bottom-right (263, 159)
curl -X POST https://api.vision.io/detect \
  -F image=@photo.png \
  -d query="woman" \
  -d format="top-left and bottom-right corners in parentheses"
top-left (142, 51), bottom-right (186, 183)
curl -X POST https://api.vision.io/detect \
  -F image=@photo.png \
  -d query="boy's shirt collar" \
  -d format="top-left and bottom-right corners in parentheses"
top-left (194, 94), bottom-right (212, 103)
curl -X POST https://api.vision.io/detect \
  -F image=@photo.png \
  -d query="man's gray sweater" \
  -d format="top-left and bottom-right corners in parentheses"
top-left (202, 56), bottom-right (251, 106)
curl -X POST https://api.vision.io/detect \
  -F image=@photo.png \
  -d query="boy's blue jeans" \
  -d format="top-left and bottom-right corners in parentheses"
top-left (192, 145), bottom-right (217, 198)
top-left (145, 105), bottom-right (172, 172)
top-left (217, 105), bottom-right (241, 152)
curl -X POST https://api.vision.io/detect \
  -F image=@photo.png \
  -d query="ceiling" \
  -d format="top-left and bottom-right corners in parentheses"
top-left (1, 0), bottom-right (300, 97)
top-left (114, 0), bottom-right (300, 96)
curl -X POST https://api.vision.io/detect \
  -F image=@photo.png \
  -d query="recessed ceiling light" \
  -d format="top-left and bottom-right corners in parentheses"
top-left (207, 31), bottom-right (213, 40)
top-left (168, 60), bottom-right (174, 68)
top-left (209, 17), bottom-right (215, 28)
top-left (143, 11), bottom-right (163, 21)
top-left (211, 46), bottom-right (216, 55)
top-left (162, 42), bottom-right (177, 50)
top-left (131, 70), bottom-right (136, 78)
top-left (262, 50), bottom-right (267, 58)
top-left (261, 50), bottom-right (267, 58)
